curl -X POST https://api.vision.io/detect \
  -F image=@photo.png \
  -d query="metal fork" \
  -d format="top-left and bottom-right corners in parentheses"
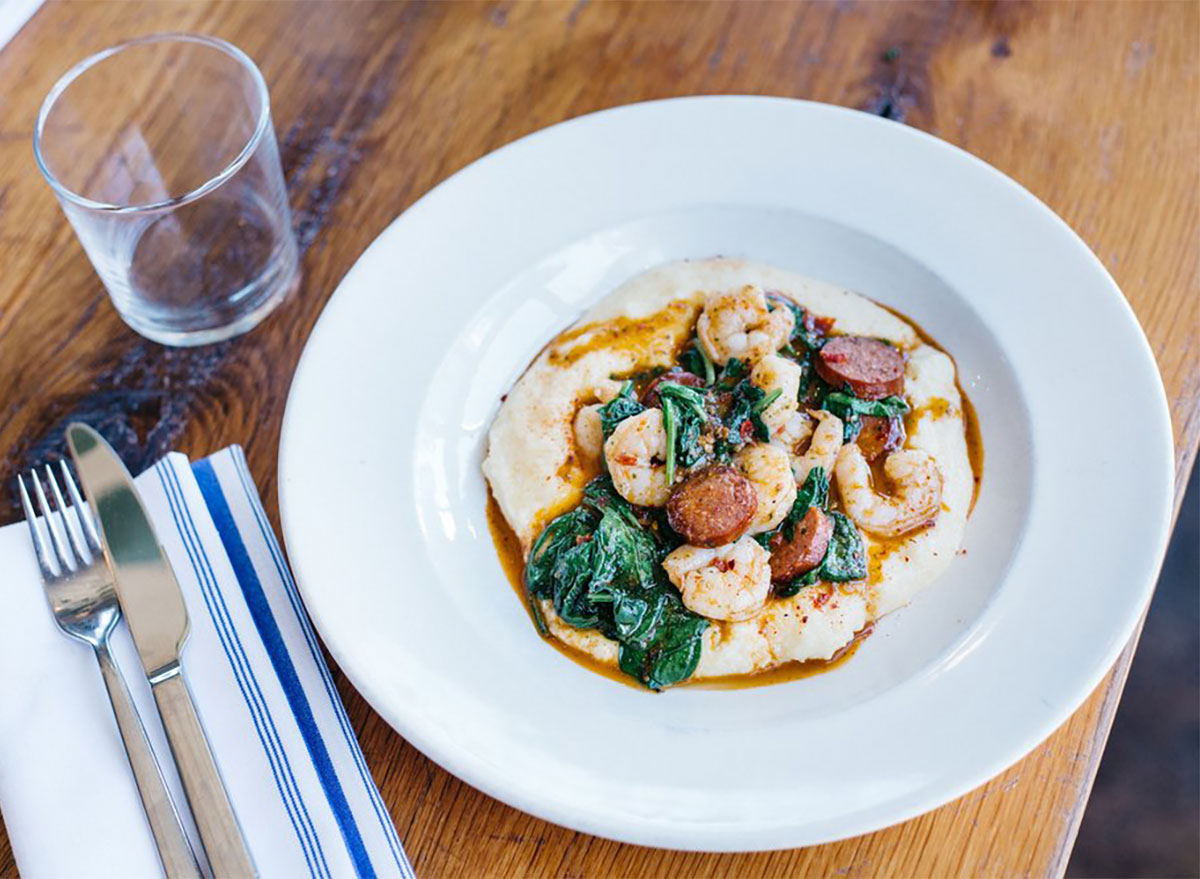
top-left (19, 463), bottom-right (201, 879)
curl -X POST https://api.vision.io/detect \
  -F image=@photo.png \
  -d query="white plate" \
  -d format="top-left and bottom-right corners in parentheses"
top-left (278, 97), bottom-right (1174, 851)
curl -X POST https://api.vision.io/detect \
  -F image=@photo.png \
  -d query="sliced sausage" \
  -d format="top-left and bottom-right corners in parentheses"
top-left (815, 336), bottom-right (905, 400)
top-left (769, 507), bottom-right (834, 583)
top-left (666, 465), bottom-right (757, 547)
top-left (640, 368), bottom-right (706, 408)
top-left (856, 414), bottom-right (906, 462)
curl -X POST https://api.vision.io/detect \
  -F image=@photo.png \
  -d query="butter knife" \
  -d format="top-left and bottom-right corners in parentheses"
top-left (67, 424), bottom-right (256, 878)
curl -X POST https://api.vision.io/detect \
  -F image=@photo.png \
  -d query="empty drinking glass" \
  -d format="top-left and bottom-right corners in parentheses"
top-left (34, 34), bottom-right (299, 346)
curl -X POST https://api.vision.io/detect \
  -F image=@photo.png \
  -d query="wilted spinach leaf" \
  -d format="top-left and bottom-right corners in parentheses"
top-left (775, 567), bottom-right (820, 599)
top-left (523, 476), bottom-right (710, 689)
top-left (795, 465), bottom-right (830, 512)
top-left (758, 388), bottom-right (783, 412)
top-left (551, 538), bottom-right (601, 627)
top-left (526, 506), bottom-right (597, 600)
top-left (598, 381), bottom-right (644, 437)
top-left (715, 357), bottom-right (750, 390)
top-left (659, 382), bottom-right (709, 484)
top-left (781, 467), bottom-right (829, 541)
top-left (582, 475), bottom-right (628, 509)
top-left (643, 505), bottom-right (685, 558)
top-left (820, 391), bottom-right (909, 442)
top-left (818, 512), bottom-right (868, 582)
top-left (590, 501), bottom-right (660, 595)
top-left (822, 392), bottom-right (909, 419)
top-left (677, 341), bottom-right (716, 386)
top-left (721, 379), bottom-right (778, 452)
top-left (618, 596), bottom-right (710, 690)
top-left (768, 293), bottom-right (826, 353)
top-left (776, 510), bottom-right (868, 597)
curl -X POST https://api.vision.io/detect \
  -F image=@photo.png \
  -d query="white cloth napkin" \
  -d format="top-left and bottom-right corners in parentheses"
top-left (0, 448), bottom-right (414, 879)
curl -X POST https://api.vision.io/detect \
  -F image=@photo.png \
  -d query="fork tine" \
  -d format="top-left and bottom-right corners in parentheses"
top-left (30, 469), bottom-right (75, 573)
top-left (59, 459), bottom-right (102, 556)
top-left (17, 474), bottom-right (57, 580)
top-left (46, 464), bottom-right (90, 565)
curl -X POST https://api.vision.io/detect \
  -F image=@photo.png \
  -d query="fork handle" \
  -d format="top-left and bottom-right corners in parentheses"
top-left (153, 670), bottom-right (257, 878)
top-left (95, 644), bottom-right (201, 878)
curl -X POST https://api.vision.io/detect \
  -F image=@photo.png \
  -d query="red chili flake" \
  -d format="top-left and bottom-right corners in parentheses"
top-left (811, 587), bottom-right (833, 609)
top-left (739, 421), bottom-right (755, 440)
top-left (811, 315), bottom-right (836, 335)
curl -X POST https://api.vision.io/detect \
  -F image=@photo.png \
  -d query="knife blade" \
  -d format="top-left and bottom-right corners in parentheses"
top-left (66, 423), bottom-right (188, 680)
top-left (67, 423), bottom-right (256, 877)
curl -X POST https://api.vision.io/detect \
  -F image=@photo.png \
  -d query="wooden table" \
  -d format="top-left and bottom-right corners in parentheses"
top-left (0, 2), bottom-right (1195, 876)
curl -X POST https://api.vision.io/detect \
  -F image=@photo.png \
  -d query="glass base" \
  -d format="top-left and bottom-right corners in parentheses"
top-left (117, 259), bottom-right (300, 347)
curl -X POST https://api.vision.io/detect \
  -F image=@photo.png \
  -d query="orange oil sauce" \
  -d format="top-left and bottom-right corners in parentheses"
top-left (486, 294), bottom-right (980, 689)
top-left (880, 302), bottom-right (984, 513)
top-left (546, 299), bottom-right (702, 367)
top-left (486, 489), bottom-right (869, 690)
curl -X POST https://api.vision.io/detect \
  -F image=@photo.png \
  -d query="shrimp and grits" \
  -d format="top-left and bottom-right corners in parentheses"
top-left (483, 258), bottom-right (976, 689)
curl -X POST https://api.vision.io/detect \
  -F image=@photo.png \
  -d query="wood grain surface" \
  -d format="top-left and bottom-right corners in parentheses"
top-left (0, 2), bottom-right (1196, 877)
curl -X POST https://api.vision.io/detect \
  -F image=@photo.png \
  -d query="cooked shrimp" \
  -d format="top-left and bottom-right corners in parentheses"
top-left (592, 379), bottom-right (623, 404)
top-left (836, 445), bottom-right (944, 537)
top-left (574, 378), bottom-right (626, 466)
top-left (696, 285), bottom-right (794, 365)
top-left (774, 410), bottom-right (815, 455)
top-left (573, 404), bottom-right (604, 464)
top-left (604, 408), bottom-right (670, 506)
top-left (662, 536), bottom-right (772, 621)
top-left (792, 409), bottom-right (843, 485)
top-left (751, 354), bottom-right (803, 437)
top-left (734, 443), bottom-right (797, 534)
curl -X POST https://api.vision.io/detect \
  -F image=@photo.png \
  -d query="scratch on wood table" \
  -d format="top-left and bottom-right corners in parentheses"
top-left (0, 2), bottom-right (1195, 877)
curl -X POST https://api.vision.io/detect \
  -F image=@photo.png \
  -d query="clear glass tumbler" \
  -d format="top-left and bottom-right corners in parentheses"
top-left (34, 34), bottom-right (299, 346)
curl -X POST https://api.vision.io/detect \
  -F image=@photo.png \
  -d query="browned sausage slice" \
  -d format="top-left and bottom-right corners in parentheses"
top-left (666, 465), bottom-right (757, 547)
top-left (815, 336), bottom-right (905, 400)
top-left (856, 414), bottom-right (906, 462)
top-left (640, 368), bottom-right (706, 408)
top-left (769, 507), bottom-right (834, 583)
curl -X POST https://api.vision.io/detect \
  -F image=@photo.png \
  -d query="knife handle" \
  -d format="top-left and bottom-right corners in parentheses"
top-left (95, 644), bottom-right (202, 879)
top-left (153, 670), bottom-right (257, 878)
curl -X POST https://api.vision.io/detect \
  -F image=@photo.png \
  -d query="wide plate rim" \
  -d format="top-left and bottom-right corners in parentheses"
top-left (278, 95), bottom-right (1174, 851)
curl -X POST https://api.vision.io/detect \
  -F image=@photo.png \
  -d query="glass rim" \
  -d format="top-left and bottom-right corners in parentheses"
top-left (33, 32), bottom-right (273, 215)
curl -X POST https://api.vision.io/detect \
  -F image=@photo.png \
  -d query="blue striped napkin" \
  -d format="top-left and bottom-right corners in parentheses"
top-left (0, 448), bottom-right (414, 879)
